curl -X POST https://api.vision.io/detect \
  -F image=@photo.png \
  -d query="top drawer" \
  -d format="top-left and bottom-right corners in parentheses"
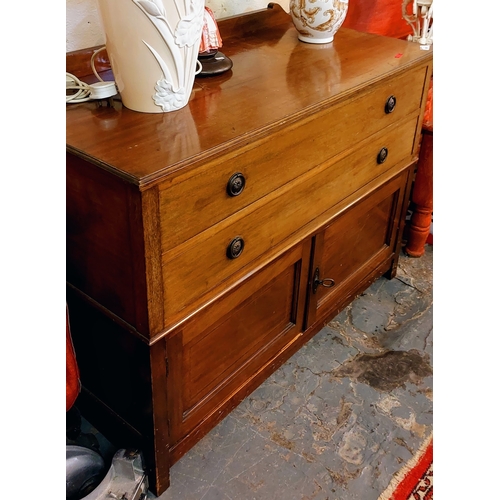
top-left (158, 65), bottom-right (427, 252)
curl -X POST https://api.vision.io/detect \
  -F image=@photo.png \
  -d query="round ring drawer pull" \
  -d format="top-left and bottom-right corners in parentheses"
top-left (385, 95), bottom-right (397, 114)
top-left (227, 236), bottom-right (245, 259)
top-left (377, 147), bottom-right (388, 164)
top-left (312, 267), bottom-right (335, 294)
top-left (227, 172), bottom-right (246, 197)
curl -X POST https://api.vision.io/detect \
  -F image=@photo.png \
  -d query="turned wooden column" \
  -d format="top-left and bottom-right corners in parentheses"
top-left (405, 80), bottom-right (433, 257)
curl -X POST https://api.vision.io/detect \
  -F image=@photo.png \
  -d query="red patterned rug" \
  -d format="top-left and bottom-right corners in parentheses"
top-left (379, 434), bottom-right (433, 500)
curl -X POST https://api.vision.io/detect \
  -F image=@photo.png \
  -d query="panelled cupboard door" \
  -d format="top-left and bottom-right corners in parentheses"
top-left (166, 240), bottom-right (311, 450)
top-left (306, 171), bottom-right (408, 327)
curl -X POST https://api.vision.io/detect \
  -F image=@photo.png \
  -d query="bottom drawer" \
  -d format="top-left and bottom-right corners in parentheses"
top-left (308, 169), bottom-right (409, 325)
top-left (166, 241), bottom-right (310, 447)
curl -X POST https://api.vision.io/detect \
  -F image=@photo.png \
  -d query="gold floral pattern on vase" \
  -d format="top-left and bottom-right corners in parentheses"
top-left (290, 0), bottom-right (349, 44)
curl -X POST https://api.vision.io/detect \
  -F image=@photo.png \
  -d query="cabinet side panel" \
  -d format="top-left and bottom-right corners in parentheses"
top-left (66, 153), bottom-right (148, 333)
top-left (66, 286), bottom-right (153, 440)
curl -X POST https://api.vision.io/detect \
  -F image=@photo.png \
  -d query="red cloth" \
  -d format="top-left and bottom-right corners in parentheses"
top-left (422, 78), bottom-right (433, 132)
top-left (66, 307), bottom-right (80, 411)
top-left (342, 0), bottom-right (413, 39)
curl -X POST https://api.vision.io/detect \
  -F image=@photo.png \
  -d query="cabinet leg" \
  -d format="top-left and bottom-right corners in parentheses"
top-left (384, 261), bottom-right (398, 280)
top-left (405, 207), bottom-right (433, 257)
top-left (405, 130), bottom-right (433, 258)
top-left (148, 465), bottom-right (170, 497)
top-left (148, 339), bottom-right (172, 496)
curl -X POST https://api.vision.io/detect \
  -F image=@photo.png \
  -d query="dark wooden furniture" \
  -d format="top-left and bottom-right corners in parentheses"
top-left (66, 6), bottom-right (432, 495)
top-left (405, 79), bottom-right (433, 256)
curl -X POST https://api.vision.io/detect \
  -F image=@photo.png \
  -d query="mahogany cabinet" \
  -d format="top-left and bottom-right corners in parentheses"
top-left (66, 6), bottom-right (432, 495)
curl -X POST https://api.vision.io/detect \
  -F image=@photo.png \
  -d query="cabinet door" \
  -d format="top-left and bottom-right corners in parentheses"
top-left (166, 240), bottom-right (311, 456)
top-left (306, 170), bottom-right (409, 327)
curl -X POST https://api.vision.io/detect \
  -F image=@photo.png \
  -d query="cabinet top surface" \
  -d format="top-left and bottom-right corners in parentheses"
top-left (66, 6), bottom-right (432, 187)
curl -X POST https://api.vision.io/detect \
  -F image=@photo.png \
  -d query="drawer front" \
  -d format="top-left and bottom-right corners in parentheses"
top-left (159, 65), bottom-right (427, 252)
top-left (162, 116), bottom-right (418, 319)
top-left (308, 171), bottom-right (408, 324)
top-left (167, 242), bottom-right (309, 444)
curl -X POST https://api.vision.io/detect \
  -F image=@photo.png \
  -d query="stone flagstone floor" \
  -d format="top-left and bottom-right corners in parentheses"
top-left (150, 246), bottom-right (433, 500)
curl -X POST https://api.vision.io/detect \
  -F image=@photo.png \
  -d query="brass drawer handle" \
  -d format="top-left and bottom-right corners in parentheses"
top-left (227, 236), bottom-right (245, 259)
top-left (312, 267), bottom-right (335, 294)
top-left (227, 172), bottom-right (246, 197)
top-left (385, 95), bottom-right (397, 114)
top-left (377, 147), bottom-right (388, 164)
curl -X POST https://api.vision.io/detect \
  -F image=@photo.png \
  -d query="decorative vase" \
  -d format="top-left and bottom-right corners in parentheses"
top-left (289, 0), bottom-right (349, 44)
top-left (96, 0), bottom-right (205, 113)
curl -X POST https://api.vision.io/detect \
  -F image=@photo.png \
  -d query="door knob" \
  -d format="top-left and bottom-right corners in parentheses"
top-left (312, 267), bottom-right (335, 294)
top-left (385, 95), bottom-right (397, 114)
top-left (226, 236), bottom-right (245, 259)
top-left (227, 172), bottom-right (246, 197)
top-left (377, 147), bottom-right (388, 164)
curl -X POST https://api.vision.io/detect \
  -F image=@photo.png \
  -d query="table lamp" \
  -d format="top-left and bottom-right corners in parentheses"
top-left (197, 7), bottom-right (233, 76)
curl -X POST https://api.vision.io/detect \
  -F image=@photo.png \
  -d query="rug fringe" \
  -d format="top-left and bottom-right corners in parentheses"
top-left (378, 433), bottom-right (433, 500)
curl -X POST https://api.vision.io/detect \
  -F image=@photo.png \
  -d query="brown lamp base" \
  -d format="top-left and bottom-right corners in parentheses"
top-left (197, 51), bottom-right (233, 77)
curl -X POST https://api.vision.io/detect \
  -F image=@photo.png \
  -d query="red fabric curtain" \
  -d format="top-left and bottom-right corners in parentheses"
top-left (343, 0), bottom-right (412, 39)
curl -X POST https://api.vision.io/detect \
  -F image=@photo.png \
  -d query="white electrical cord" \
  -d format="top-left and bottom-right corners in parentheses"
top-left (66, 73), bottom-right (92, 103)
top-left (66, 47), bottom-right (118, 104)
top-left (90, 47), bottom-right (106, 83)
